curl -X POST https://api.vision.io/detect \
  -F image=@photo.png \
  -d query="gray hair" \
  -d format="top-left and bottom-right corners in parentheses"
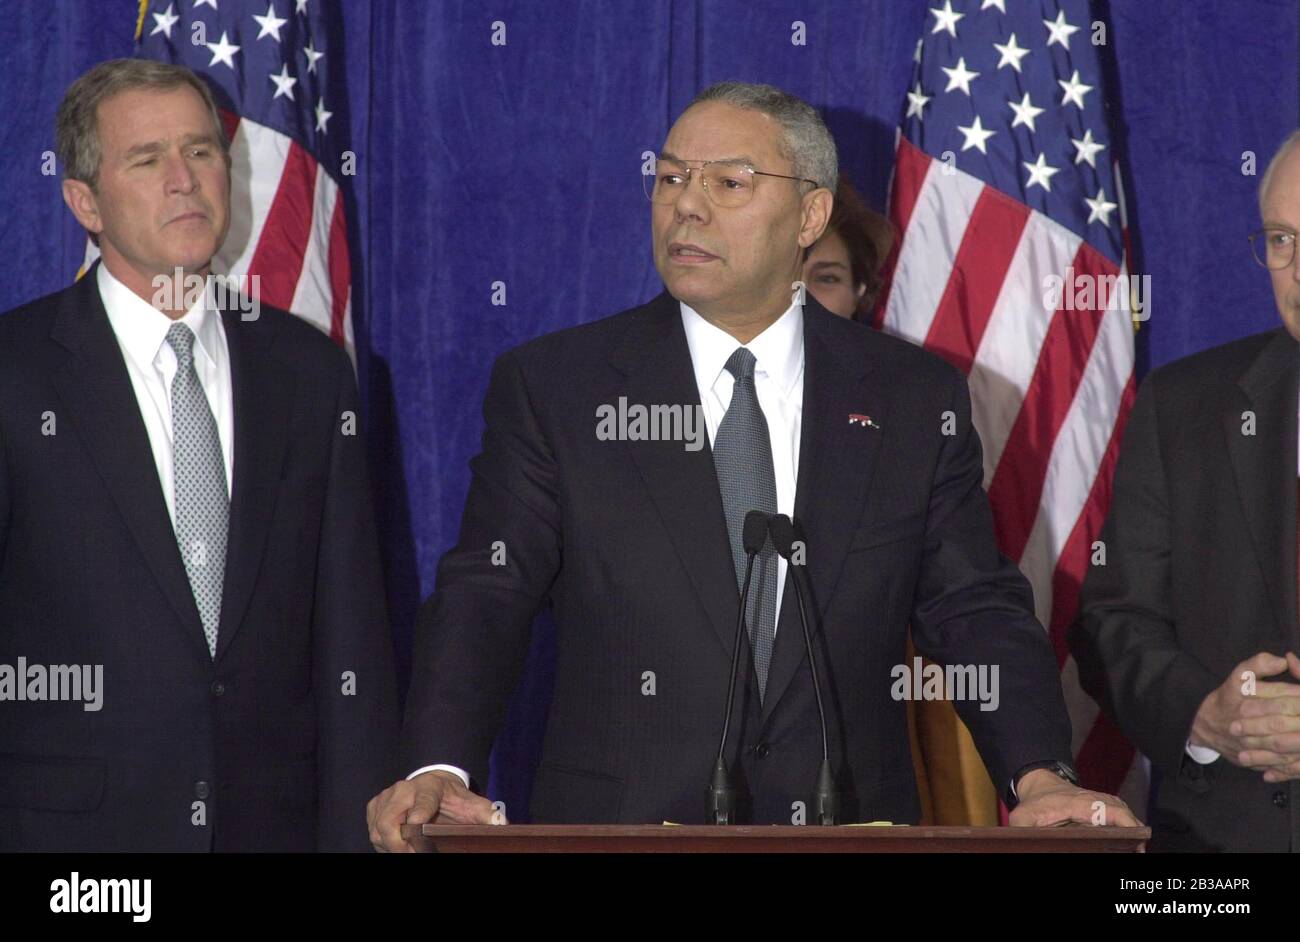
top-left (1259, 129), bottom-right (1300, 216)
top-left (689, 81), bottom-right (838, 192)
top-left (56, 58), bottom-right (229, 189)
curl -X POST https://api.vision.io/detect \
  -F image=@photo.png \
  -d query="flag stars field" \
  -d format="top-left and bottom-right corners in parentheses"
top-left (1023, 152), bottom-right (1060, 192)
top-left (1008, 92), bottom-right (1045, 133)
top-left (942, 57), bottom-right (980, 95)
top-left (1059, 70), bottom-right (1094, 109)
top-left (150, 2), bottom-right (179, 38)
top-left (253, 2), bottom-right (288, 42)
top-left (907, 84), bottom-right (932, 119)
top-left (1072, 129), bottom-right (1105, 168)
top-left (930, 0), bottom-right (964, 38)
top-left (994, 33), bottom-right (1030, 72)
top-left (1044, 9), bottom-right (1080, 49)
top-left (1086, 189), bottom-right (1118, 226)
top-left (303, 42), bottom-right (323, 73)
top-left (269, 63), bottom-right (297, 100)
top-left (206, 31), bottom-right (241, 69)
top-left (957, 115), bottom-right (996, 154)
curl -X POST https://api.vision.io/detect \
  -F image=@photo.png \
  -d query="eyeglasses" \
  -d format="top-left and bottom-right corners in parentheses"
top-left (643, 156), bottom-right (820, 208)
top-left (1248, 227), bottom-right (1298, 270)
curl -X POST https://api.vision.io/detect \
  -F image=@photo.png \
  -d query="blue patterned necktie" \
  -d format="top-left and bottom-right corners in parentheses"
top-left (166, 323), bottom-right (229, 658)
top-left (711, 346), bottom-right (778, 699)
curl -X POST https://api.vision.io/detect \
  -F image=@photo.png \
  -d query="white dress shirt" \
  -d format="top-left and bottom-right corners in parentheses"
top-left (410, 300), bottom-right (807, 788)
top-left (97, 262), bottom-right (234, 521)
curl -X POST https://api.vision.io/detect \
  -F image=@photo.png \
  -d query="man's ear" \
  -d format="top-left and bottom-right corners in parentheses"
top-left (797, 187), bottom-right (833, 248)
top-left (61, 178), bottom-right (103, 236)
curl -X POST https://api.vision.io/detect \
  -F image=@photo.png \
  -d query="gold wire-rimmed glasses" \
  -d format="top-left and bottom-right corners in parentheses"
top-left (643, 155), bottom-right (820, 208)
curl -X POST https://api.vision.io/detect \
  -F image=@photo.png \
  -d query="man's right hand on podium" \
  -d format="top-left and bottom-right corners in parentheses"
top-left (367, 770), bottom-right (505, 852)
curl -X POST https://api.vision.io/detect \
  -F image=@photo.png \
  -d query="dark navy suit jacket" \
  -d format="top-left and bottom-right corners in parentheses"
top-left (403, 290), bottom-right (1071, 824)
top-left (0, 264), bottom-right (399, 851)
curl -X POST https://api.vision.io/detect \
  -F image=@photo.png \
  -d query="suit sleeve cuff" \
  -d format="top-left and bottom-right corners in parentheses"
top-left (408, 764), bottom-right (471, 788)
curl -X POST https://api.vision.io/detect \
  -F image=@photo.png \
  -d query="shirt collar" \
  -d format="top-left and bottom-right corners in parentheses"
top-left (97, 262), bottom-right (222, 372)
top-left (679, 297), bottom-right (804, 402)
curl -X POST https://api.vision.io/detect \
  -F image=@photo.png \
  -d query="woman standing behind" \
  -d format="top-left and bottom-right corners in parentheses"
top-left (801, 177), bottom-right (894, 321)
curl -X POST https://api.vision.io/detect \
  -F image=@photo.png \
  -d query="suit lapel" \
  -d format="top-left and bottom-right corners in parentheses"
top-left (761, 301), bottom-right (885, 724)
top-left (48, 267), bottom-right (210, 660)
top-left (612, 293), bottom-right (886, 703)
top-left (213, 307), bottom-right (293, 661)
top-left (612, 292), bottom-right (739, 659)
top-left (1224, 328), bottom-right (1299, 651)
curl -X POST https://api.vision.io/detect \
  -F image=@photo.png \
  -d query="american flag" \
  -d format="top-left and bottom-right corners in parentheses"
top-left (83, 0), bottom-right (353, 356)
top-left (875, 0), bottom-right (1143, 812)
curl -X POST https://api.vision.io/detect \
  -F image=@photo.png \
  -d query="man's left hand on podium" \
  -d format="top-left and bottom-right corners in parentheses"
top-left (1008, 769), bottom-right (1142, 828)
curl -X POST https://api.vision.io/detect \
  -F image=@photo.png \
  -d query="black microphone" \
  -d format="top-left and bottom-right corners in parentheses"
top-left (769, 513), bottom-right (841, 826)
top-left (706, 509), bottom-right (771, 825)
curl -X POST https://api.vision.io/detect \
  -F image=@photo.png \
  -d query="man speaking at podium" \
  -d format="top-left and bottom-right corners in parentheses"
top-left (369, 83), bottom-right (1138, 849)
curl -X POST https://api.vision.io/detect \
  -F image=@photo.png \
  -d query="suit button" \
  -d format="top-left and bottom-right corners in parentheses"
top-left (195, 781), bottom-right (210, 800)
top-left (1273, 790), bottom-right (1288, 808)
top-left (210, 681), bottom-right (226, 697)
top-left (755, 743), bottom-right (771, 759)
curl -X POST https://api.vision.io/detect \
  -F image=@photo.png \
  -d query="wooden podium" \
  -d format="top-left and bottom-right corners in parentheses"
top-left (401, 823), bottom-right (1148, 853)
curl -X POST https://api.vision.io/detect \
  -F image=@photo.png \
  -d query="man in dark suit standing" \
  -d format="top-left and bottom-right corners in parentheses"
top-left (1073, 131), bottom-right (1300, 852)
top-left (369, 82), bottom-right (1137, 849)
top-left (0, 59), bottom-right (398, 851)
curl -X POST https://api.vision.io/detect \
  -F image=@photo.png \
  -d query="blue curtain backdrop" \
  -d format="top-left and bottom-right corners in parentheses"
top-left (1, 0), bottom-right (1297, 818)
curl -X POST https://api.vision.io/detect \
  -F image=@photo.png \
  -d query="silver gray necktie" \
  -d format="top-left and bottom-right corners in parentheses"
top-left (166, 323), bottom-right (228, 658)
top-left (711, 346), bottom-right (778, 699)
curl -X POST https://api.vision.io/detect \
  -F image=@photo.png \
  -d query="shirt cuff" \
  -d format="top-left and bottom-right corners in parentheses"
top-left (1184, 739), bottom-right (1221, 765)
top-left (407, 764), bottom-right (471, 788)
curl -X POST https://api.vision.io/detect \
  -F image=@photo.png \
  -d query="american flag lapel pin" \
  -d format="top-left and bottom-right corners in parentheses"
top-left (848, 413), bottom-right (880, 430)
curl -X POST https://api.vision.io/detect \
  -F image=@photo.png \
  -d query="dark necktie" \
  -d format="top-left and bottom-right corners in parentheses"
top-left (711, 346), bottom-right (778, 699)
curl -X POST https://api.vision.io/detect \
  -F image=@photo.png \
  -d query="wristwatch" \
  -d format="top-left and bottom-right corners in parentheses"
top-left (1006, 759), bottom-right (1079, 809)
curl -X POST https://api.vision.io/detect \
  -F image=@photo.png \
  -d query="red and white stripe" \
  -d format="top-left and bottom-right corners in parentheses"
top-left (876, 137), bottom-right (1145, 813)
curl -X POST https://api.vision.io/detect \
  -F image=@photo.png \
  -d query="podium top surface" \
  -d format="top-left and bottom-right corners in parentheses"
top-left (402, 823), bottom-right (1150, 853)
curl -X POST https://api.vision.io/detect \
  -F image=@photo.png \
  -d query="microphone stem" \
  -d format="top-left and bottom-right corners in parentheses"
top-left (789, 566), bottom-right (829, 764)
top-left (717, 550), bottom-right (757, 764)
